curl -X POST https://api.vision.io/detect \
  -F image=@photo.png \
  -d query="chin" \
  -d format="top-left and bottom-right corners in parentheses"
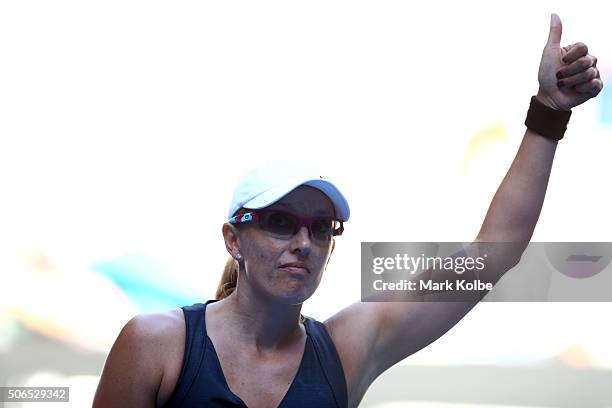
top-left (273, 288), bottom-right (314, 306)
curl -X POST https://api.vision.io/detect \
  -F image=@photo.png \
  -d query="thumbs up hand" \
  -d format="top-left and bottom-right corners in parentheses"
top-left (536, 14), bottom-right (603, 111)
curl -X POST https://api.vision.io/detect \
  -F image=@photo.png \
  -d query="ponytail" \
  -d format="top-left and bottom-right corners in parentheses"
top-left (216, 257), bottom-right (239, 300)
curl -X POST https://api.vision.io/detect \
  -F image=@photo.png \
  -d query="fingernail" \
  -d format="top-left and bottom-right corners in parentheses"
top-left (556, 71), bottom-right (564, 79)
top-left (557, 80), bottom-right (565, 87)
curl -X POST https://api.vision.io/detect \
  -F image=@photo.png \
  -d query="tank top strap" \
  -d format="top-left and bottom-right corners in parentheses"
top-left (302, 317), bottom-right (348, 408)
top-left (163, 300), bottom-right (218, 407)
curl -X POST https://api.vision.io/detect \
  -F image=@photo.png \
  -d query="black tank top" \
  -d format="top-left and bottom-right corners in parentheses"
top-left (162, 300), bottom-right (348, 407)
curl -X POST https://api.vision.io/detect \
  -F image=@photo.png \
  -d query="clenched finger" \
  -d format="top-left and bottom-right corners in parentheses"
top-left (561, 42), bottom-right (588, 63)
top-left (557, 54), bottom-right (597, 78)
top-left (558, 67), bottom-right (599, 88)
top-left (574, 78), bottom-right (604, 96)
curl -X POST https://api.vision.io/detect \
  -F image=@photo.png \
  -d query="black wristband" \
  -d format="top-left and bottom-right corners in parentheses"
top-left (524, 96), bottom-right (572, 141)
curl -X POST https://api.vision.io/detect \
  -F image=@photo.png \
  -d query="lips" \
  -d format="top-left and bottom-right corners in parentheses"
top-left (279, 263), bottom-right (310, 274)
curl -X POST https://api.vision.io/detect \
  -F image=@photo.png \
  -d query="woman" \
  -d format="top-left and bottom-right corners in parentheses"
top-left (93, 14), bottom-right (603, 408)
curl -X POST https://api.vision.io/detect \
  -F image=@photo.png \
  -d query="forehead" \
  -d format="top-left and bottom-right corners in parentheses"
top-left (267, 185), bottom-right (335, 217)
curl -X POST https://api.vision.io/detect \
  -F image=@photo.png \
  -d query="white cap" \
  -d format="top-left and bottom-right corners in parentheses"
top-left (228, 161), bottom-right (350, 221)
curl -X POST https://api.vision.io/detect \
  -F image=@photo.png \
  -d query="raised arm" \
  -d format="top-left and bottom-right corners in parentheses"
top-left (326, 14), bottom-right (603, 407)
top-left (477, 14), bottom-right (602, 244)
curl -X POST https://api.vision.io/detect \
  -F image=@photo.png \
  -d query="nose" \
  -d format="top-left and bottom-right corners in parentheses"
top-left (290, 225), bottom-right (312, 257)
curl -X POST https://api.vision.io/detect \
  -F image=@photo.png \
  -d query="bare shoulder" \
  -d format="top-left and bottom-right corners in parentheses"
top-left (126, 309), bottom-right (185, 344)
top-left (323, 301), bottom-right (386, 407)
top-left (93, 308), bottom-right (186, 408)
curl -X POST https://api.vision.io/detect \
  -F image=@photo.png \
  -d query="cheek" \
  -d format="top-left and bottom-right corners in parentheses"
top-left (241, 235), bottom-right (283, 269)
top-left (319, 243), bottom-right (334, 262)
top-left (254, 250), bottom-right (276, 272)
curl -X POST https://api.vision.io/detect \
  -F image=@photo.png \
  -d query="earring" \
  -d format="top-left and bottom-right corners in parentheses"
top-left (235, 253), bottom-right (242, 261)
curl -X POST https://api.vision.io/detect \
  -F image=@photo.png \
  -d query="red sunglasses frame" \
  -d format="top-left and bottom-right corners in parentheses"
top-left (229, 209), bottom-right (344, 240)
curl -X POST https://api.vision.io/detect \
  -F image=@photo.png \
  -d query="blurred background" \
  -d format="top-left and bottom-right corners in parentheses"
top-left (1, 0), bottom-right (611, 407)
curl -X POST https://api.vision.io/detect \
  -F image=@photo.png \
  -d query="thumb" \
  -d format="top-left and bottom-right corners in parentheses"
top-left (546, 13), bottom-right (562, 47)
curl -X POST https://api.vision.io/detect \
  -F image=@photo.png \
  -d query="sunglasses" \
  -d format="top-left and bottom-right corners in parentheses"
top-left (229, 209), bottom-right (344, 242)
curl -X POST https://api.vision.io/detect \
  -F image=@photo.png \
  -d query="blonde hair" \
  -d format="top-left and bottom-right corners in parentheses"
top-left (215, 257), bottom-right (239, 300)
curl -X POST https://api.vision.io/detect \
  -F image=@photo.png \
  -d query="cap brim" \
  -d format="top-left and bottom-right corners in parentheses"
top-left (242, 178), bottom-right (350, 221)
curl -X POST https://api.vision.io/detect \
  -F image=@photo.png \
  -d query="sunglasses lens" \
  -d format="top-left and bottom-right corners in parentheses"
top-left (261, 211), bottom-right (297, 236)
top-left (258, 211), bottom-right (342, 242)
top-left (311, 219), bottom-right (333, 241)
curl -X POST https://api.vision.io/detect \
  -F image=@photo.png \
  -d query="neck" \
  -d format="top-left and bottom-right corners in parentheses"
top-left (214, 289), bottom-right (304, 352)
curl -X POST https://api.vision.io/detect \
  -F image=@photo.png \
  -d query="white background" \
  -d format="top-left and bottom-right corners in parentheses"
top-left (1, 1), bottom-right (611, 406)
